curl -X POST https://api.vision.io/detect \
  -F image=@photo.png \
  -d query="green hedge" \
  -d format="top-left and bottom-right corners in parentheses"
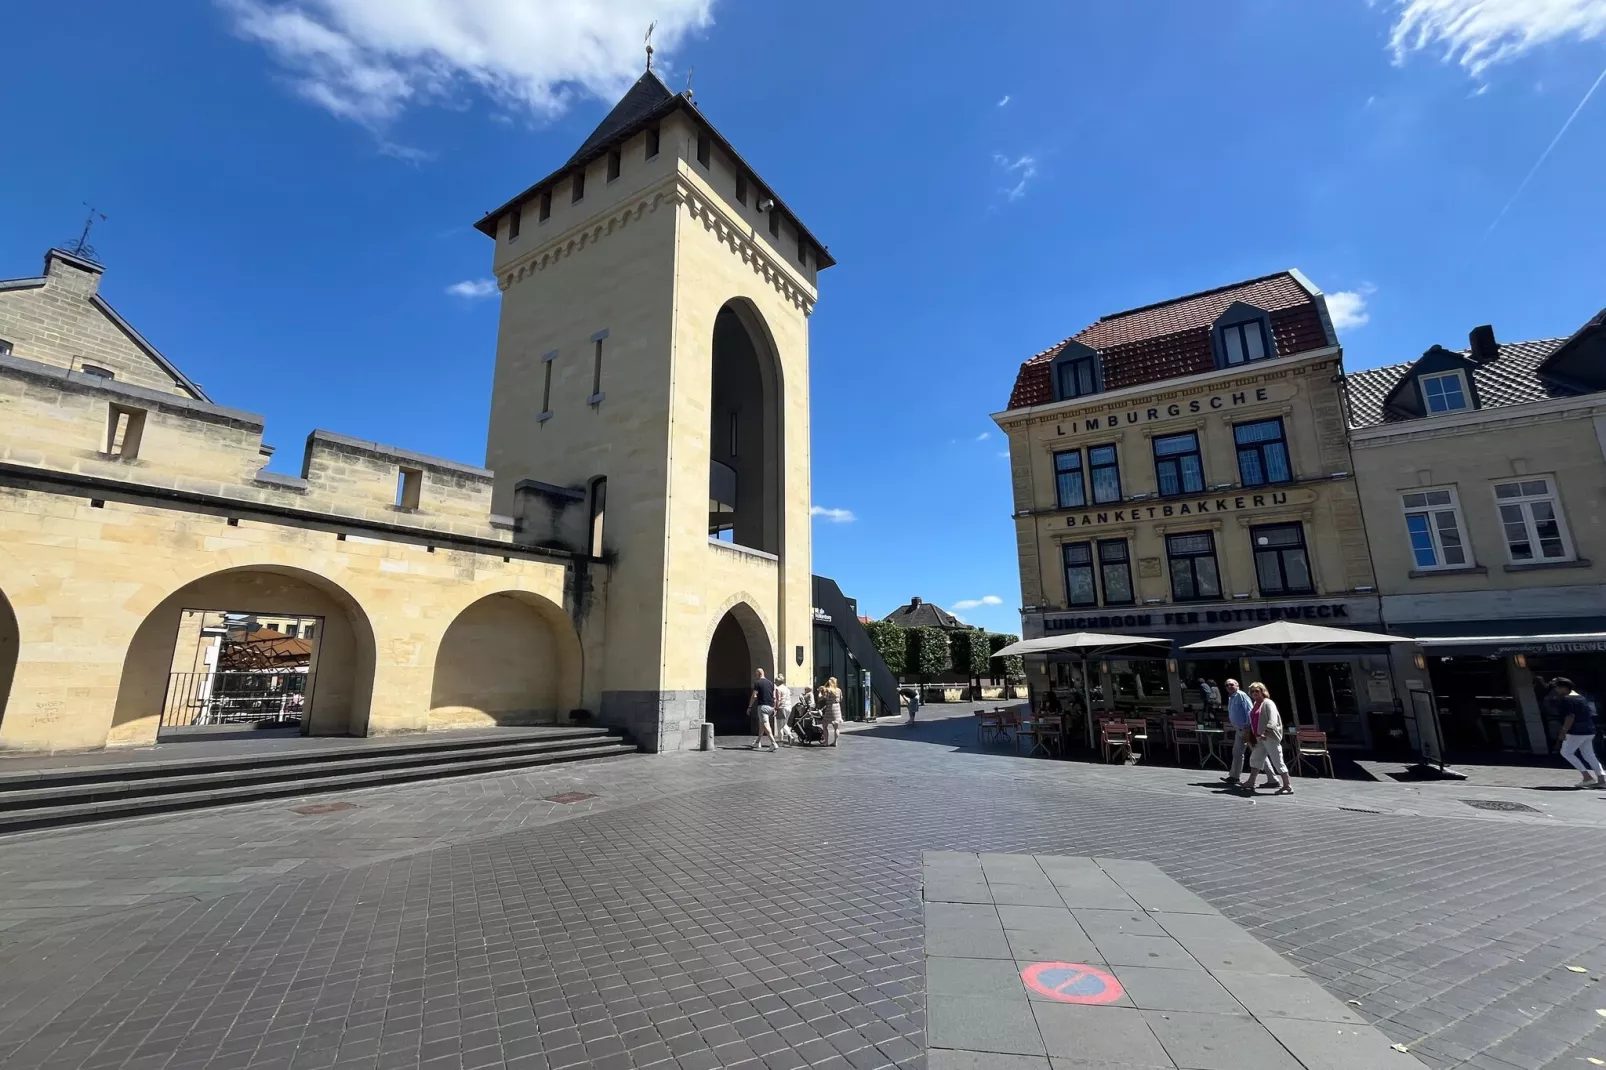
top-left (988, 632), bottom-right (1025, 682)
top-left (949, 629), bottom-right (991, 679)
top-left (908, 626), bottom-right (951, 683)
top-left (864, 619), bottom-right (907, 675)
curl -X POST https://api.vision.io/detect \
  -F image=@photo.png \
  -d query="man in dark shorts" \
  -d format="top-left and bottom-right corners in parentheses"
top-left (1553, 677), bottom-right (1604, 788)
top-left (749, 668), bottom-right (779, 752)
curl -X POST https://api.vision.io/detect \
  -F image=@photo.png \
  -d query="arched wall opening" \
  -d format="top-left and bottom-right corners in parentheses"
top-left (428, 591), bottom-right (582, 728)
top-left (709, 300), bottom-right (783, 555)
top-left (111, 566), bottom-right (376, 741)
top-left (704, 601), bottom-right (774, 738)
top-left (0, 588), bottom-right (17, 732)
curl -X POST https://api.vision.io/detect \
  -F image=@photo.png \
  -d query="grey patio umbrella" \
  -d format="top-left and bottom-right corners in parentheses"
top-left (1180, 621), bottom-right (1415, 727)
top-left (993, 632), bottom-right (1173, 747)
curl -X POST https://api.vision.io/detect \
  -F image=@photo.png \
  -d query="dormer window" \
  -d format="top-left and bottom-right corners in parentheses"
top-left (1420, 370), bottom-right (1470, 414)
top-left (1219, 320), bottom-right (1269, 365)
top-left (1212, 303), bottom-right (1276, 368)
top-left (1050, 342), bottom-right (1101, 402)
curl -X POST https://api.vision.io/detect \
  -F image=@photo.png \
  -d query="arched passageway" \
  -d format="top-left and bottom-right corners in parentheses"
top-left (429, 592), bottom-right (582, 728)
top-left (0, 588), bottom-right (17, 732)
top-left (709, 300), bottom-right (783, 555)
top-left (705, 602), bottom-right (774, 738)
top-left (112, 566), bottom-right (376, 742)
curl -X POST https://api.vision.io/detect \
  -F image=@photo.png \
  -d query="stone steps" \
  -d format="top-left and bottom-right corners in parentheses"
top-left (0, 727), bottom-right (637, 834)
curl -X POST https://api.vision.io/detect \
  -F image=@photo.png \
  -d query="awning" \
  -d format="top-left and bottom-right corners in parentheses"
top-left (1180, 621), bottom-right (1410, 651)
top-left (1417, 632), bottom-right (1606, 654)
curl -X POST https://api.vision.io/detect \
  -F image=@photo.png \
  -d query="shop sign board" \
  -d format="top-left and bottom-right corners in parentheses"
top-left (1043, 602), bottom-right (1361, 634)
top-left (1493, 640), bottom-right (1606, 655)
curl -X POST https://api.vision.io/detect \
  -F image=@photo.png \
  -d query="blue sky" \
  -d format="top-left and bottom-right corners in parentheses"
top-left (3, 1), bottom-right (1604, 636)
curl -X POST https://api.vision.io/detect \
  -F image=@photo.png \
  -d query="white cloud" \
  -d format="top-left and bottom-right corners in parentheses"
top-left (976, 431), bottom-right (991, 441)
top-left (1326, 285), bottom-right (1376, 331)
top-left (811, 506), bottom-right (855, 524)
top-left (445, 278), bottom-right (498, 299)
top-left (952, 595), bottom-right (1004, 611)
top-left (1382, 0), bottom-right (1606, 77)
top-left (224, 0), bottom-right (715, 126)
top-left (993, 153), bottom-right (1038, 201)
top-left (997, 94), bottom-right (1011, 107)
top-left (998, 450), bottom-right (1011, 459)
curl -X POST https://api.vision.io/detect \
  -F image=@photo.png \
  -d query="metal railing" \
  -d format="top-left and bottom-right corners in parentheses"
top-left (159, 671), bottom-right (313, 729)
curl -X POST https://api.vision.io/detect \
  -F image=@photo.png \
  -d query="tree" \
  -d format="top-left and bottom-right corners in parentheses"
top-left (908, 626), bottom-right (951, 688)
top-left (950, 629), bottom-right (991, 697)
top-left (989, 633), bottom-right (1025, 683)
top-left (864, 619), bottom-right (907, 676)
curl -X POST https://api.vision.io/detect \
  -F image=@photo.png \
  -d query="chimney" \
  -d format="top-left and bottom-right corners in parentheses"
top-left (1468, 324), bottom-right (1499, 364)
top-left (43, 248), bottom-right (105, 299)
top-left (909, 597), bottom-right (922, 607)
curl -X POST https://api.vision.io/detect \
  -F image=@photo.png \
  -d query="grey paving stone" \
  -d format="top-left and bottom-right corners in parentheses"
top-left (988, 884), bottom-right (1065, 908)
top-left (1108, 967), bottom-right (1243, 1015)
top-left (1031, 1004), bottom-right (1171, 1066)
top-left (1042, 874), bottom-right (1139, 912)
top-left (927, 877), bottom-right (996, 905)
top-left (926, 957), bottom-right (1029, 1000)
top-left (1095, 862), bottom-right (1219, 916)
top-left (1071, 910), bottom-right (1168, 941)
top-left (1087, 935), bottom-right (1202, 971)
top-left (1210, 973), bottom-right (1365, 1024)
top-left (1147, 914), bottom-right (1245, 947)
top-left (1182, 941), bottom-right (1299, 977)
top-left (929, 927), bottom-right (1015, 961)
top-left (926, 996), bottom-right (1045, 1057)
top-left (1141, 1011), bottom-right (1300, 1070)
top-left (996, 906), bottom-right (1078, 931)
top-left (928, 1051), bottom-right (1051, 1070)
top-left (1259, 1017), bottom-right (1427, 1070)
top-left (1006, 928), bottom-right (1102, 964)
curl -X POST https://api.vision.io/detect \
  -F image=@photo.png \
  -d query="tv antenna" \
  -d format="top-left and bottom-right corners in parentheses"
top-left (685, 66), bottom-right (695, 99)
top-left (65, 204), bottom-right (107, 263)
top-left (644, 22), bottom-right (655, 70)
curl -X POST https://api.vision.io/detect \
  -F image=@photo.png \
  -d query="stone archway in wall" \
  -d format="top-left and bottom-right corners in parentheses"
top-left (708, 299), bottom-right (784, 556)
top-left (0, 587), bottom-right (16, 732)
top-left (704, 599), bottom-right (775, 738)
top-left (428, 591), bottom-right (582, 728)
top-left (110, 566), bottom-right (376, 744)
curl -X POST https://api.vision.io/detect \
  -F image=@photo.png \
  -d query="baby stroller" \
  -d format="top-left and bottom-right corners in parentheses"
top-left (790, 697), bottom-right (827, 746)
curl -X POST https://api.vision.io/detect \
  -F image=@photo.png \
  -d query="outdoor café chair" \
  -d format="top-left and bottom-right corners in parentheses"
top-left (1017, 716), bottom-right (1049, 758)
top-left (1293, 728), bottom-right (1335, 778)
top-left (1171, 718), bottom-right (1203, 766)
top-left (1124, 719), bottom-right (1150, 762)
top-left (975, 709), bottom-right (1003, 746)
top-left (1100, 720), bottom-right (1132, 763)
top-left (1039, 715), bottom-right (1064, 756)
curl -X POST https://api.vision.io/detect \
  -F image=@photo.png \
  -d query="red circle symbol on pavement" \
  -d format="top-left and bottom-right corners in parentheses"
top-left (1020, 961), bottom-right (1125, 1005)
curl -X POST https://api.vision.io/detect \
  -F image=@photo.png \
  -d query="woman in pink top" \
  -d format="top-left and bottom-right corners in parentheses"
top-left (1236, 681), bottom-right (1293, 795)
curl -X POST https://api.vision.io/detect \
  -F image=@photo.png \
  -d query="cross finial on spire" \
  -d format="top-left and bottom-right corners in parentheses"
top-left (645, 22), bottom-right (655, 70)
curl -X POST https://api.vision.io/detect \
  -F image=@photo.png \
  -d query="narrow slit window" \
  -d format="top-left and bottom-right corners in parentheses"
top-left (696, 133), bottom-right (711, 168)
top-left (538, 190), bottom-right (551, 222)
top-left (607, 149), bottom-right (621, 182)
top-left (769, 209), bottom-right (781, 238)
top-left (735, 172), bottom-right (748, 206)
top-left (104, 404), bottom-right (147, 460)
top-left (507, 207), bottom-right (521, 241)
top-left (395, 467), bottom-right (423, 510)
top-left (589, 478), bottom-right (607, 557)
top-left (645, 126), bottom-right (660, 159)
top-left (541, 355), bottom-right (554, 415)
top-left (590, 336), bottom-right (604, 402)
top-left (572, 170), bottom-right (585, 204)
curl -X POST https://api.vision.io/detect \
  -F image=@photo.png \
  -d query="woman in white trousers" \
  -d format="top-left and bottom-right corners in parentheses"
top-left (1238, 681), bottom-right (1293, 795)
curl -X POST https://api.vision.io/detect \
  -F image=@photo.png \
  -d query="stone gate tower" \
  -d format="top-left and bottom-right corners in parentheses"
top-left (476, 68), bottom-right (830, 751)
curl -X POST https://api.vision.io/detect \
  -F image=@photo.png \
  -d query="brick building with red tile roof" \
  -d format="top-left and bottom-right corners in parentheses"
top-left (991, 271), bottom-right (1396, 746)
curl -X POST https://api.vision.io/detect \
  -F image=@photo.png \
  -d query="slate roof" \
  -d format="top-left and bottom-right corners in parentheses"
top-left (1005, 272), bottom-right (1333, 410)
top-left (472, 71), bottom-right (835, 267)
top-left (882, 598), bottom-right (966, 631)
top-left (1345, 338), bottom-right (1572, 428)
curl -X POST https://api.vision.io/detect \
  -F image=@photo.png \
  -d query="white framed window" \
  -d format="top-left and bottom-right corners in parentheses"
top-left (1401, 488), bottom-right (1471, 570)
top-left (1493, 477), bottom-right (1574, 564)
top-left (1419, 370), bottom-right (1470, 414)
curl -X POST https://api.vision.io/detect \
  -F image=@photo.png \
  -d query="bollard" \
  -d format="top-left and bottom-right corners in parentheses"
top-left (700, 722), bottom-right (714, 752)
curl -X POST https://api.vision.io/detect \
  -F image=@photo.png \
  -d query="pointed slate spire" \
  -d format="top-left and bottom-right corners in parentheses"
top-left (567, 70), bottom-right (677, 166)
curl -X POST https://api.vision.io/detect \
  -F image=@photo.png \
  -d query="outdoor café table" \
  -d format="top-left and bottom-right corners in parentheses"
top-left (1195, 724), bottom-right (1227, 769)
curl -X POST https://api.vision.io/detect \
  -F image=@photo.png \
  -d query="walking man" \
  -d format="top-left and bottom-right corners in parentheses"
top-left (1223, 678), bottom-right (1275, 788)
top-left (774, 675), bottom-right (792, 742)
top-left (749, 668), bottom-right (779, 752)
top-left (1553, 677), bottom-right (1604, 788)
